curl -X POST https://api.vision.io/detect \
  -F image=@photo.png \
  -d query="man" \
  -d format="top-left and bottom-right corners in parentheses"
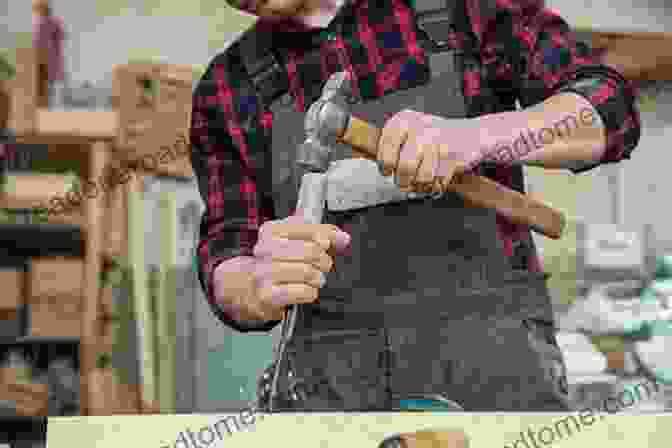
top-left (32, 0), bottom-right (66, 108)
top-left (190, 0), bottom-right (641, 411)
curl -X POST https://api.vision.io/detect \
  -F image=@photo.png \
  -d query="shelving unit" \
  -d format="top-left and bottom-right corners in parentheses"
top-left (1, 44), bottom-right (194, 416)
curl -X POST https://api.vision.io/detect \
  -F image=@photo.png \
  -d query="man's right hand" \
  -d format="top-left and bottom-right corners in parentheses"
top-left (213, 215), bottom-right (351, 324)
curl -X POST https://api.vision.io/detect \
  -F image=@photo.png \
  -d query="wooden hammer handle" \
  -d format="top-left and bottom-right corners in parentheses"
top-left (342, 115), bottom-right (566, 239)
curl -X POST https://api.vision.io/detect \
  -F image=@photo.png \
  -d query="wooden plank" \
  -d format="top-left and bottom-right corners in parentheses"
top-left (103, 178), bottom-right (127, 259)
top-left (575, 29), bottom-right (672, 82)
top-left (156, 192), bottom-right (177, 413)
top-left (79, 141), bottom-right (108, 415)
top-left (34, 110), bottom-right (118, 140)
top-left (1, 172), bottom-right (76, 210)
top-left (8, 47), bottom-right (38, 135)
top-left (127, 174), bottom-right (157, 413)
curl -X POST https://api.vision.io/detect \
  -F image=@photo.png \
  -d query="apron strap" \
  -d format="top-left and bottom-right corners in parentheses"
top-left (238, 26), bottom-right (291, 110)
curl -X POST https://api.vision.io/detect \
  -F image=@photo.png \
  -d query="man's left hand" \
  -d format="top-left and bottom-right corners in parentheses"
top-left (377, 109), bottom-right (484, 194)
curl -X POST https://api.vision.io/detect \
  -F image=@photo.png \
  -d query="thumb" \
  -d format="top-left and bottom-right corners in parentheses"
top-left (329, 227), bottom-right (351, 254)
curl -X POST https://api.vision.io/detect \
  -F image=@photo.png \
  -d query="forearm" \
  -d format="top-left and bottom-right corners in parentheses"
top-left (477, 92), bottom-right (606, 171)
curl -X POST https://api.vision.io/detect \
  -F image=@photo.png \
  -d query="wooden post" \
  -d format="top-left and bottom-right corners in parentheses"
top-left (9, 47), bottom-right (38, 135)
top-left (156, 192), bottom-right (177, 413)
top-left (80, 140), bottom-right (108, 415)
top-left (127, 173), bottom-right (157, 412)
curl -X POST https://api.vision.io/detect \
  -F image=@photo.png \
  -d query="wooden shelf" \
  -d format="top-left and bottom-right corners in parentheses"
top-left (575, 28), bottom-right (672, 82)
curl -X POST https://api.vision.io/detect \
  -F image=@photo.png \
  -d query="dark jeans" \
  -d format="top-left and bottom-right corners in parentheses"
top-left (260, 310), bottom-right (571, 412)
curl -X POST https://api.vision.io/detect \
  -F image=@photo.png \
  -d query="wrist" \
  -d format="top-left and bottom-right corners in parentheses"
top-left (472, 110), bottom-right (536, 166)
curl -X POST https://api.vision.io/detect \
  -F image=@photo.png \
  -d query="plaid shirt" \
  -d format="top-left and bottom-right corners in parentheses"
top-left (190, 0), bottom-right (641, 331)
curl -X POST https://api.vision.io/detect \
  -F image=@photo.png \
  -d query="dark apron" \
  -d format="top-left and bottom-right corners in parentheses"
top-left (254, 14), bottom-right (570, 412)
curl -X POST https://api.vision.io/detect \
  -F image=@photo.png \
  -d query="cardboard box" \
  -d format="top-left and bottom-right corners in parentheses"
top-left (28, 294), bottom-right (81, 338)
top-left (0, 269), bottom-right (23, 310)
top-left (29, 257), bottom-right (84, 298)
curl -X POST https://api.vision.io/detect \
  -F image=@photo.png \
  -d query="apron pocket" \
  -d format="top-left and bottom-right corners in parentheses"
top-left (427, 270), bottom-right (553, 321)
top-left (424, 316), bottom-right (571, 411)
top-left (280, 329), bottom-right (388, 410)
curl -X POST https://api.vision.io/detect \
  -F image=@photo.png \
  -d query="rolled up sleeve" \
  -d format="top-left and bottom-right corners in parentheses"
top-left (484, 0), bottom-right (642, 173)
top-left (190, 54), bottom-right (278, 332)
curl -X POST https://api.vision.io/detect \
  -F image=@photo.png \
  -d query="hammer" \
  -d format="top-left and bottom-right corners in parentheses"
top-left (299, 72), bottom-right (566, 240)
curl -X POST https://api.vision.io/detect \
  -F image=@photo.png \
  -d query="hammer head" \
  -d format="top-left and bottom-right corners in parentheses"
top-left (296, 71), bottom-right (356, 173)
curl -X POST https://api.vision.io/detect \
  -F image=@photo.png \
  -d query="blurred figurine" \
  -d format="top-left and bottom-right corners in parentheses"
top-left (32, 0), bottom-right (66, 108)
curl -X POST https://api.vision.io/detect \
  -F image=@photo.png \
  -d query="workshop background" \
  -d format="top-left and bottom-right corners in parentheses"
top-left (1, 0), bottom-right (672, 439)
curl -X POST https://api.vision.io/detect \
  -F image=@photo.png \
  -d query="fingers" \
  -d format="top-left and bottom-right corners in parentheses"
top-left (435, 154), bottom-right (459, 193)
top-left (257, 305), bottom-right (286, 322)
top-left (396, 136), bottom-right (423, 191)
top-left (260, 217), bottom-right (351, 252)
top-left (245, 299), bottom-right (287, 322)
top-left (253, 238), bottom-right (333, 273)
top-left (412, 142), bottom-right (438, 192)
top-left (261, 283), bottom-right (320, 307)
top-left (254, 261), bottom-right (327, 289)
top-left (378, 110), bottom-right (417, 177)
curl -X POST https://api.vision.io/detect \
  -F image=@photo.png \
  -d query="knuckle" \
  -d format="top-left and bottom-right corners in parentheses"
top-left (300, 263), bottom-right (314, 281)
top-left (326, 224), bottom-right (341, 234)
top-left (304, 241), bottom-right (319, 259)
top-left (304, 286), bottom-right (319, 302)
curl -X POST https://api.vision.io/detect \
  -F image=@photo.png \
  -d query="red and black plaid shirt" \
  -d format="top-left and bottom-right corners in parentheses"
top-left (190, 0), bottom-right (641, 331)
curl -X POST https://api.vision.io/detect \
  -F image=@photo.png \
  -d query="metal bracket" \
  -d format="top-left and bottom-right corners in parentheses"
top-left (416, 12), bottom-right (454, 51)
